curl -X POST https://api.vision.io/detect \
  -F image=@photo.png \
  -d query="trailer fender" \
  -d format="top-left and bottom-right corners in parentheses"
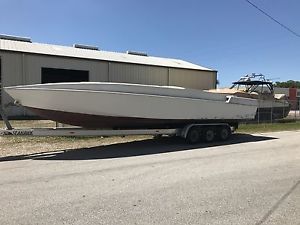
top-left (180, 124), bottom-right (199, 139)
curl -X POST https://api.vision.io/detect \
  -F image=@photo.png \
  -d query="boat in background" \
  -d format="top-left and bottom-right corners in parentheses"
top-left (4, 82), bottom-right (258, 129)
top-left (208, 74), bottom-right (291, 120)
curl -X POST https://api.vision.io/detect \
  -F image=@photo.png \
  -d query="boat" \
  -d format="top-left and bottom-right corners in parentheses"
top-left (208, 74), bottom-right (291, 121)
top-left (4, 82), bottom-right (258, 129)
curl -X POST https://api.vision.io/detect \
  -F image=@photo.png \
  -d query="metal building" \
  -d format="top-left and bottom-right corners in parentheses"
top-left (0, 34), bottom-right (217, 117)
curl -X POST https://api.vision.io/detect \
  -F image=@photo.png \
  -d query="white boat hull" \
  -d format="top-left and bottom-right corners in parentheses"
top-left (5, 82), bottom-right (258, 128)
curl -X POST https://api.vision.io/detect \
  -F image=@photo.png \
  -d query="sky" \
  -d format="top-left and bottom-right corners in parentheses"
top-left (1, 0), bottom-right (299, 87)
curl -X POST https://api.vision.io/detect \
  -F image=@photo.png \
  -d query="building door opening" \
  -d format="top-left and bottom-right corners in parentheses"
top-left (41, 67), bottom-right (89, 84)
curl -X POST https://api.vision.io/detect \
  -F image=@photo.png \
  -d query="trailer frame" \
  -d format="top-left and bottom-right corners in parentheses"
top-left (0, 110), bottom-right (234, 144)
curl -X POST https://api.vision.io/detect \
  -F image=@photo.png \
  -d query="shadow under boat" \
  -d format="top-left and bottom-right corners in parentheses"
top-left (0, 133), bottom-right (277, 162)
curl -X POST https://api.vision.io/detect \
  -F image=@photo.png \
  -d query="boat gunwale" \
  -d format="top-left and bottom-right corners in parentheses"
top-left (6, 86), bottom-right (259, 106)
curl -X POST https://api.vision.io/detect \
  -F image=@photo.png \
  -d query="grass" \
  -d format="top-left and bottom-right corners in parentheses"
top-left (237, 120), bottom-right (300, 133)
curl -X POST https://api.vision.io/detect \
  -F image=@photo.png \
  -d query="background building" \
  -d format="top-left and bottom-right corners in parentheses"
top-left (274, 87), bottom-right (300, 110)
top-left (0, 35), bottom-right (217, 117)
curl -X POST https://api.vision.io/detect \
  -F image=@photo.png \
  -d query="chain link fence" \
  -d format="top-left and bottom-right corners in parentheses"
top-left (254, 99), bottom-right (300, 123)
top-left (286, 99), bottom-right (300, 120)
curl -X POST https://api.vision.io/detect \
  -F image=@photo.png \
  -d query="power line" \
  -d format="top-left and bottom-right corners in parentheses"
top-left (244, 0), bottom-right (300, 38)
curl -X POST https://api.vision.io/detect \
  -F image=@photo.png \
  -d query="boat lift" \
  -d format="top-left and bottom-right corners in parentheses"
top-left (0, 109), bottom-right (233, 144)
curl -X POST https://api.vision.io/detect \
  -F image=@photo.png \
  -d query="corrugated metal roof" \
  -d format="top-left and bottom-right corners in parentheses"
top-left (0, 39), bottom-right (215, 71)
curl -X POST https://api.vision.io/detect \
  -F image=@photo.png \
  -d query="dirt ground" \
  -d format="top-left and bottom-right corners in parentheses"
top-left (0, 135), bottom-right (151, 158)
top-left (0, 120), bottom-right (151, 158)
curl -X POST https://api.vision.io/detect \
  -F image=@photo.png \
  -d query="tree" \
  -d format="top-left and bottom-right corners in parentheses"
top-left (274, 80), bottom-right (300, 88)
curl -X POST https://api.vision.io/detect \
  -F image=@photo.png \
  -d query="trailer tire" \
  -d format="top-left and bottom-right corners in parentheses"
top-left (218, 126), bottom-right (231, 141)
top-left (153, 134), bottom-right (163, 139)
top-left (203, 127), bottom-right (215, 142)
top-left (186, 127), bottom-right (201, 144)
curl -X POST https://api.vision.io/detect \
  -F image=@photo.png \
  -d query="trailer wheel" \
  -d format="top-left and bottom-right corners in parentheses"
top-left (203, 127), bottom-right (215, 142)
top-left (153, 134), bottom-right (163, 139)
top-left (218, 126), bottom-right (231, 141)
top-left (186, 127), bottom-right (201, 144)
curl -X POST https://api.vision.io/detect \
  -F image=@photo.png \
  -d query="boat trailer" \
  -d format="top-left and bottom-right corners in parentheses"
top-left (0, 110), bottom-right (234, 144)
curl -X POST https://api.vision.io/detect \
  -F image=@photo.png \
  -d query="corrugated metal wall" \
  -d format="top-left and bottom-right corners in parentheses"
top-left (108, 62), bottom-right (168, 85)
top-left (1, 52), bottom-right (111, 116)
top-left (25, 54), bottom-right (109, 83)
top-left (1, 52), bottom-right (24, 116)
top-left (169, 68), bottom-right (216, 90)
top-left (0, 51), bottom-right (217, 117)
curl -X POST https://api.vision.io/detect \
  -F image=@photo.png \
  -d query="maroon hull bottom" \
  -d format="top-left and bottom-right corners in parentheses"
top-left (27, 107), bottom-right (239, 129)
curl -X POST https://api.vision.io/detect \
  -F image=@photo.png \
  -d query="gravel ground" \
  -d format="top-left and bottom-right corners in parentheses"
top-left (0, 120), bottom-right (151, 157)
top-left (0, 135), bottom-right (151, 158)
